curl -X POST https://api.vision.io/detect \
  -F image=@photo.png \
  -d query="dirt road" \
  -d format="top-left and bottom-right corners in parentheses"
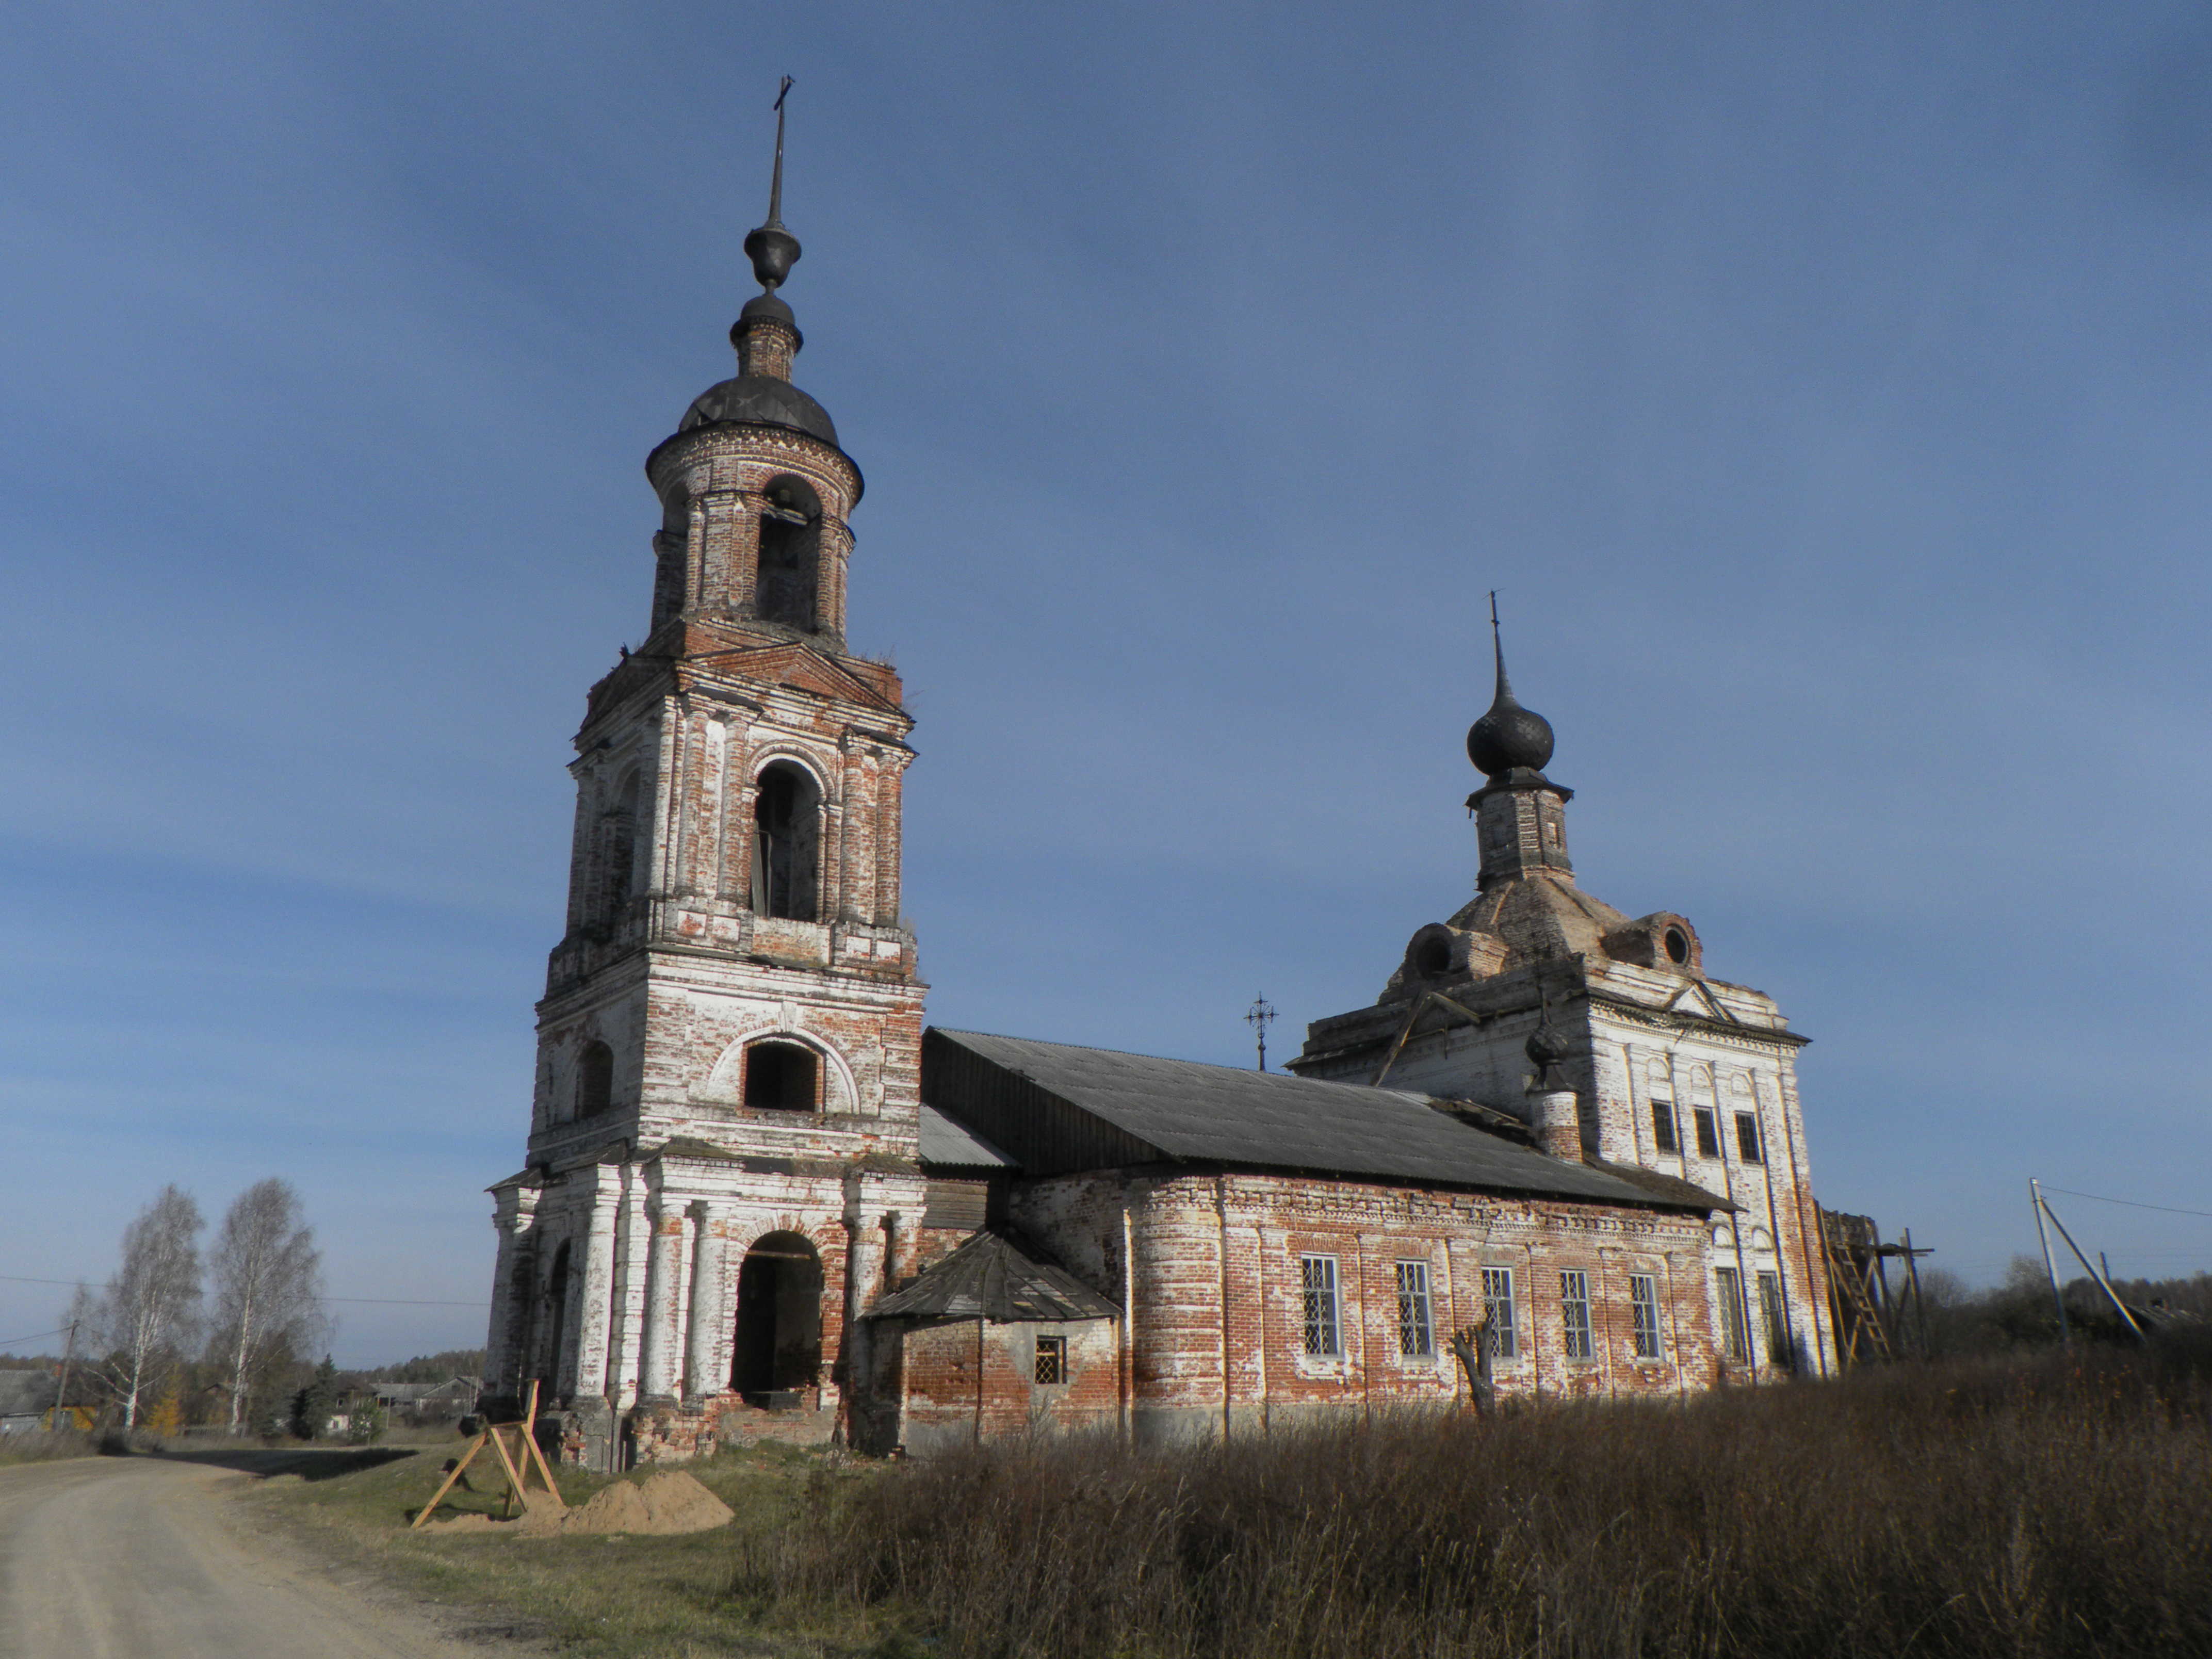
top-left (0, 1454), bottom-right (518, 1658)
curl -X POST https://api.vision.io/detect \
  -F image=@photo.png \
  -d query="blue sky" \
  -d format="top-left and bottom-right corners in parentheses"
top-left (5, 3), bottom-right (2211, 1365)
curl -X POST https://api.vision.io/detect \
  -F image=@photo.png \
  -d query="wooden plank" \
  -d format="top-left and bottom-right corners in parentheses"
top-left (409, 1433), bottom-right (487, 1530)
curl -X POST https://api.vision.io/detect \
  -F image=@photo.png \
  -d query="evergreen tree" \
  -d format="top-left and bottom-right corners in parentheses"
top-left (290, 1354), bottom-right (337, 1440)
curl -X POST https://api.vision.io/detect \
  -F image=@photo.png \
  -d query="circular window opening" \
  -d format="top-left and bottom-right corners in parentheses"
top-left (1663, 927), bottom-right (1690, 966)
top-left (1412, 935), bottom-right (1452, 977)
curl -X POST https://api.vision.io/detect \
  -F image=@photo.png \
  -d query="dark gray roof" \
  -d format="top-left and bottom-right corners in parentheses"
top-left (0, 1372), bottom-right (56, 1416)
top-left (925, 1028), bottom-right (1724, 1212)
top-left (680, 375), bottom-right (838, 445)
top-left (868, 1231), bottom-right (1116, 1323)
top-left (919, 1103), bottom-right (1016, 1170)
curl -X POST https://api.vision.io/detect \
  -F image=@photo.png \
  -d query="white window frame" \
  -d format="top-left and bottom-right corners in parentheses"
top-left (1393, 1260), bottom-right (1435, 1359)
top-left (1628, 1273), bottom-right (1663, 1361)
top-left (1560, 1269), bottom-right (1595, 1361)
top-left (1300, 1254), bottom-right (1342, 1358)
top-left (1481, 1266), bottom-right (1518, 1360)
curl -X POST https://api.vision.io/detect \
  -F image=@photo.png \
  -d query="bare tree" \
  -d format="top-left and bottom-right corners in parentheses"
top-left (84, 1185), bottom-right (204, 1429)
top-left (208, 1178), bottom-right (325, 1433)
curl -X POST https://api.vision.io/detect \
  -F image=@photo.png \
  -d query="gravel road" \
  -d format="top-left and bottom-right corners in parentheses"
top-left (0, 1454), bottom-right (519, 1659)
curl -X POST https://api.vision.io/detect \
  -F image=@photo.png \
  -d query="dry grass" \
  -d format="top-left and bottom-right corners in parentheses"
top-left (749, 1342), bottom-right (2212, 1659)
top-left (0, 1428), bottom-right (92, 1466)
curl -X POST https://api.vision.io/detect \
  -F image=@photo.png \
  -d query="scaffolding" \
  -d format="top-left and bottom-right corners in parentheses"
top-left (1820, 1207), bottom-right (1929, 1365)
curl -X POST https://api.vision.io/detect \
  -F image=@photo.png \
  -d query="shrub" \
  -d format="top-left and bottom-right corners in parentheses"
top-left (750, 1344), bottom-right (2212, 1659)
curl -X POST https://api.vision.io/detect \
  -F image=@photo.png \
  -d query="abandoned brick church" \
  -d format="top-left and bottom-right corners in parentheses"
top-left (480, 111), bottom-right (1835, 1464)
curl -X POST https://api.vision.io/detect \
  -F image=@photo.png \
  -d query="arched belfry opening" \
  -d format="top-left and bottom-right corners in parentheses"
top-left (744, 1039), bottom-right (819, 1110)
top-left (755, 475), bottom-right (821, 631)
top-left (731, 1231), bottom-right (824, 1406)
top-left (601, 771), bottom-right (640, 930)
top-left (576, 1040), bottom-right (614, 1119)
top-left (751, 760), bottom-right (821, 920)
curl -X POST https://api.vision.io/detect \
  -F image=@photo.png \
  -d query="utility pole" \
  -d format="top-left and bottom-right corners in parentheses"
top-left (1245, 995), bottom-right (1277, 1072)
top-left (50, 1316), bottom-right (77, 1433)
top-left (2030, 1178), bottom-right (2071, 1346)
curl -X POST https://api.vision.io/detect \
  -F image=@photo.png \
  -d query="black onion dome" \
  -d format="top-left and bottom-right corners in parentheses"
top-left (1467, 615), bottom-right (1555, 775)
top-left (1524, 1016), bottom-right (1576, 1074)
top-left (679, 376), bottom-right (839, 445)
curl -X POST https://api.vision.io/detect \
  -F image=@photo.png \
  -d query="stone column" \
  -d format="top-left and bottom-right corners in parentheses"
top-left (573, 1173), bottom-right (623, 1398)
top-left (638, 1198), bottom-right (689, 1401)
top-left (610, 1172), bottom-right (649, 1406)
top-left (684, 1201), bottom-right (727, 1398)
top-left (484, 1183), bottom-right (541, 1396)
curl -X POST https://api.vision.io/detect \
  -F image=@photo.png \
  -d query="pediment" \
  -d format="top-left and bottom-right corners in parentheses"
top-left (1666, 980), bottom-right (1731, 1022)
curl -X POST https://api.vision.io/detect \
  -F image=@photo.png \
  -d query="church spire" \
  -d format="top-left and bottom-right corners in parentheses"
top-left (1465, 594), bottom-right (1574, 890)
top-left (733, 78), bottom-right (804, 380)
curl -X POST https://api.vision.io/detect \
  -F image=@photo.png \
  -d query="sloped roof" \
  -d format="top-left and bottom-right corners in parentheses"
top-left (925, 1028), bottom-right (1722, 1212)
top-left (868, 1231), bottom-right (1116, 1323)
top-left (919, 1103), bottom-right (1016, 1170)
top-left (0, 1372), bottom-right (56, 1416)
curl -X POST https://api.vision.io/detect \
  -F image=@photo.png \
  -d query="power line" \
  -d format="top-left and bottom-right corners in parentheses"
top-left (2037, 1186), bottom-right (2212, 1222)
top-left (0, 1326), bottom-right (72, 1349)
top-left (0, 1273), bottom-right (485, 1308)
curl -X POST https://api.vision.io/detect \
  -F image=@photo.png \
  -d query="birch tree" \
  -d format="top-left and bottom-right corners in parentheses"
top-left (87, 1185), bottom-right (204, 1429)
top-left (208, 1178), bottom-right (325, 1434)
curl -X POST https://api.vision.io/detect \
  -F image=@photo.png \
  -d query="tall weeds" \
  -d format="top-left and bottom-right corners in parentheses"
top-left (744, 1344), bottom-right (2212, 1658)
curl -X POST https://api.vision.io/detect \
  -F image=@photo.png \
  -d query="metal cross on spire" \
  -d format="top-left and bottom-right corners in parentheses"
top-left (1245, 994), bottom-right (1278, 1072)
top-left (766, 75), bottom-right (793, 228)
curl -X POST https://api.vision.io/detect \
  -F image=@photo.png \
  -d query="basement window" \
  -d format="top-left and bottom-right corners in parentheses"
top-left (1480, 1267), bottom-right (1518, 1360)
top-left (1693, 1108), bottom-right (1720, 1159)
top-left (1394, 1260), bottom-right (1435, 1359)
top-left (1629, 1274), bottom-right (1662, 1361)
top-left (744, 1041), bottom-right (819, 1111)
top-left (1300, 1255), bottom-right (1342, 1358)
top-left (1735, 1112), bottom-right (1764, 1164)
top-left (1559, 1270), bottom-right (1594, 1361)
top-left (1034, 1333), bottom-right (1067, 1386)
top-left (1715, 1266), bottom-right (1749, 1362)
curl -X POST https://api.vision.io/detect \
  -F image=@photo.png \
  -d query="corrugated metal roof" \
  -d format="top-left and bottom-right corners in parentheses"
top-left (918, 1102), bottom-right (1016, 1170)
top-left (868, 1230), bottom-right (1116, 1323)
top-left (926, 1028), bottom-right (1722, 1212)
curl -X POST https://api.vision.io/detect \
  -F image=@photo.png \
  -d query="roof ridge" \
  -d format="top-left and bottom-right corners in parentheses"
top-left (930, 1026), bottom-right (1429, 1096)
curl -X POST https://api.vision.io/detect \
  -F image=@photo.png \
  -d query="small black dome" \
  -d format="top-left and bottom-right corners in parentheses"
top-left (1524, 1017), bottom-right (1576, 1073)
top-left (1467, 693), bottom-right (1554, 775)
top-left (679, 376), bottom-right (839, 446)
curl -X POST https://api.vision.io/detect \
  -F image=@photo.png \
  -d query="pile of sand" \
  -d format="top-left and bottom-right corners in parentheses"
top-left (418, 1471), bottom-right (733, 1538)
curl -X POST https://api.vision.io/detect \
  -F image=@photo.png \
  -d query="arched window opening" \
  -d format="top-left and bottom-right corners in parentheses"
top-left (731, 1231), bottom-right (823, 1407)
top-left (600, 772), bottom-right (640, 929)
top-left (576, 1040), bottom-right (615, 1119)
top-left (1413, 935), bottom-right (1451, 977)
top-left (751, 761), bottom-right (821, 921)
top-left (755, 475), bottom-right (821, 631)
top-left (744, 1040), bottom-right (819, 1111)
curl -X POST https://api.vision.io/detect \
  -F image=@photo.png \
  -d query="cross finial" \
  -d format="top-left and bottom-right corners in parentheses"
top-left (1488, 589), bottom-right (1513, 703)
top-left (766, 76), bottom-right (793, 229)
top-left (1245, 994), bottom-right (1278, 1072)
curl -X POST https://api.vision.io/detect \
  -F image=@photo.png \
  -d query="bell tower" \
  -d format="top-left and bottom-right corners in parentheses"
top-left (484, 85), bottom-right (926, 1454)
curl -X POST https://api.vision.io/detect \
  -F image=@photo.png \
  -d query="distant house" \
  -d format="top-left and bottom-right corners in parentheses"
top-left (370, 1377), bottom-right (479, 1416)
top-left (0, 1372), bottom-right (58, 1434)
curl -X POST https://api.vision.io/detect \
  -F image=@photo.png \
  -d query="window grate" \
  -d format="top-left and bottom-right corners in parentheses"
top-left (1300, 1255), bottom-right (1341, 1357)
top-left (1560, 1270), bottom-right (1594, 1360)
top-left (1481, 1267), bottom-right (1517, 1360)
top-left (1394, 1261), bottom-right (1435, 1358)
top-left (1629, 1273), bottom-right (1662, 1360)
top-left (1758, 1271), bottom-right (1790, 1368)
top-left (1034, 1333), bottom-right (1067, 1386)
top-left (1715, 1266), bottom-right (1748, 1361)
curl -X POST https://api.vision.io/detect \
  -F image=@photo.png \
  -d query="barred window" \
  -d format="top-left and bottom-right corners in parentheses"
top-left (1481, 1266), bottom-right (1518, 1360)
top-left (1560, 1270), bottom-right (1594, 1361)
top-left (1693, 1108), bottom-right (1720, 1159)
top-left (1758, 1271), bottom-right (1790, 1366)
top-left (1034, 1333), bottom-right (1067, 1386)
top-left (1629, 1273), bottom-right (1663, 1360)
top-left (1394, 1260), bottom-right (1435, 1358)
top-left (1715, 1265), bottom-right (1748, 1361)
top-left (1651, 1099), bottom-right (1679, 1154)
top-left (1735, 1111), bottom-right (1764, 1163)
top-left (1300, 1255), bottom-right (1341, 1357)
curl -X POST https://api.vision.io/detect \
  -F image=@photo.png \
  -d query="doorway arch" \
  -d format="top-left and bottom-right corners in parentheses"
top-left (731, 1231), bottom-right (824, 1406)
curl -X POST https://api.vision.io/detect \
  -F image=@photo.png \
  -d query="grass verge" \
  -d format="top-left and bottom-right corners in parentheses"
top-left (235, 1436), bottom-right (896, 1658)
